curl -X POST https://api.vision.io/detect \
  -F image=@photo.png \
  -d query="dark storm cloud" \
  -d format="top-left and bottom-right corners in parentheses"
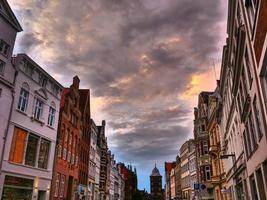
top-left (11, 0), bottom-right (227, 188)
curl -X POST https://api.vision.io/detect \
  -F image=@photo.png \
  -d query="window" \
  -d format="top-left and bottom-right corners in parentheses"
top-left (203, 141), bottom-right (208, 155)
top-left (67, 151), bottom-right (71, 163)
top-left (250, 175), bottom-right (259, 200)
top-left (69, 133), bottom-right (72, 146)
top-left (58, 145), bottom-right (62, 158)
top-left (0, 39), bottom-right (9, 56)
top-left (38, 139), bottom-right (50, 169)
top-left (10, 127), bottom-right (51, 169)
top-left (34, 99), bottom-right (44, 120)
top-left (63, 148), bottom-right (67, 160)
top-left (245, 0), bottom-right (259, 34)
top-left (55, 173), bottom-right (60, 197)
top-left (253, 97), bottom-right (263, 141)
top-left (60, 175), bottom-right (65, 197)
top-left (205, 166), bottom-right (211, 181)
top-left (248, 112), bottom-right (257, 151)
top-left (25, 134), bottom-right (39, 167)
top-left (9, 127), bottom-right (27, 164)
top-left (65, 130), bottom-right (69, 144)
top-left (39, 74), bottom-right (47, 88)
top-left (47, 106), bottom-right (56, 127)
top-left (0, 59), bottom-right (5, 74)
top-left (17, 88), bottom-right (29, 112)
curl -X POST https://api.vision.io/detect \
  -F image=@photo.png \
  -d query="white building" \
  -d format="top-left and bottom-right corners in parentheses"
top-left (89, 119), bottom-right (98, 200)
top-left (188, 141), bottom-right (197, 200)
top-left (0, 0), bottom-right (22, 175)
top-left (0, 54), bottom-right (63, 200)
top-left (95, 146), bottom-right (101, 200)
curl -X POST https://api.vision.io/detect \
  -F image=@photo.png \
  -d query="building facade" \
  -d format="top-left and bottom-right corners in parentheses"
top-left (164, 162), bottom-right (176, 200)
top-left (52, 76), bottom-right (81, 200)
top-left (207, 87), bottom-right (226, 200)
top-left (78, 89), bottom-right (91, 200)
top-left (174, 156), bottom-right (182, 200)
top-left (0, 54), bottom-right (63, 200)
top-left (194, 92), bottom-right (214, 199)
top-left (180, 139), bottom-right (194, 200)
top-left (218, 0), bottom-right (267, 199)
top-left (0, 0), bottom-right (22, 180)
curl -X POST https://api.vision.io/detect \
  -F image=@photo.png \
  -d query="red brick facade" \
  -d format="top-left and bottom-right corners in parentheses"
top-left (51, 76), bottom-right (82, 200)
top-left (78, 89), bottom-right (91, 197)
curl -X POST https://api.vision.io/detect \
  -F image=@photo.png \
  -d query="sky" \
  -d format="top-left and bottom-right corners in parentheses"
top-left (9, 0), bottom-right (228, 191)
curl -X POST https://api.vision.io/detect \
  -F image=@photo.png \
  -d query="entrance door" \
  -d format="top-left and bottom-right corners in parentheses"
top-left (37, 190), bottom-right (46, 200)
top-left (67, 176), bottom-right (73, 200)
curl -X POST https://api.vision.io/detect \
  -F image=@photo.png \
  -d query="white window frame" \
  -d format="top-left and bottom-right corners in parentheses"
top-left (55, 173), bottom-right (60, 197)
top-left (18, 88), bottom-right (29, 112)
top-left (34, 99), bottom-right (44, 120)
top-left (47, 106), bottom-right (56, 127)
top-left (60, 174), bottom-right (65, 198)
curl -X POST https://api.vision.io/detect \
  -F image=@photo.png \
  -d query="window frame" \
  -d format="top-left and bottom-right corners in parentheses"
top-left (0, 59), bottom-right (5, 75)
top-left (47, 106), bottom-right (56, 127)
top-left (34, 98), bottom-right (44, 120)
top-left (17, 88), bottom-right (29, 112)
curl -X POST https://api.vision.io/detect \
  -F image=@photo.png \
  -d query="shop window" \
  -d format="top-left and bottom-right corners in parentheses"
top-left (38, 138), bottom-right (50, 169)
top-left (25, 134), bottom-right (39, 167)
top-left (9, 127), bottom-right (27, 164)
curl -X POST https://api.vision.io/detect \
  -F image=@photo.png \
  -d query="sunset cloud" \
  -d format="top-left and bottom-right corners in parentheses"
top-left (9, 0), bottom-right (228, 189)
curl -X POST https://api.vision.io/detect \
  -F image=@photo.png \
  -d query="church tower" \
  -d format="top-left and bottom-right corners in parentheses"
top-left (150, 164), bottom-right (163, 200)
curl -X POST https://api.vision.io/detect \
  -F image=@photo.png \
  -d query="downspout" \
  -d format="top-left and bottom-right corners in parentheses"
top-left (0, 69), bottom-right (18, 175)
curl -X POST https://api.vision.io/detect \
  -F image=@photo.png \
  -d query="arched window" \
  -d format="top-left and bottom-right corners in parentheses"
top-left (17, 82), bottom-right (30, 112)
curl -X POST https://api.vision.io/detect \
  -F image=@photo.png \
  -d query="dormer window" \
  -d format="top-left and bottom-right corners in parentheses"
top-left (39, 74), bottom-right (47, 88)
top-left (22, 60), bottom-right (34, 77)
top-left (0, 39), bottom-right (9, 57)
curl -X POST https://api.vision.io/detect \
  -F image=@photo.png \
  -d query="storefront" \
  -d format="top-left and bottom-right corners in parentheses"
top-left (1, 175), bottom-right (34, 200)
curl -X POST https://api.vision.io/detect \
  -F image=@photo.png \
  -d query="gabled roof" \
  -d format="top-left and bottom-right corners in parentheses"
top-left (0, 0), bottom-right (23, 31)
top-left (165, 162), bottom-right (176, 173)
top-left (79, 89), bottom-right (90, 115)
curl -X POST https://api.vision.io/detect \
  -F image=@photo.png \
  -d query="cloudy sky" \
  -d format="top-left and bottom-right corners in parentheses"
top-left (9, 0), bottom-right (228, 190)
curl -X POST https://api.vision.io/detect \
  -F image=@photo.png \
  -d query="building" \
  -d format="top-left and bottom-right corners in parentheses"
top-left (78, 89), bottom-right (91, 199)
top-left (52, 76), bottom-right (81, 200)
top-left (0, 1), bottom-right (23, 181)
top-left (180, 139), bottom-right (194, 200)
top-left (0, 53), bottom-right (63, 200)
top-left (194, 92), bottom-right (214, 199)
top-left (188, 140), bottom-right (197, 199)
top-left (174, 156), bottom-right (182, 200)
top-left (170, 168), bottom-right (176, 200)
top-left (118, 163), bottom-right (137, 200)
top-left (207, 86), bottom-right (226, 200)
top-left (164, 162), bottom-right (176, 200)
top-left (150, 164), bottom-right (163, 200)
top-left (95, 145), bottom-right (101, 200)
top-left (218, 0), bottom-right (267, 199)
top-left (97, 120), bottom-right (108, 200)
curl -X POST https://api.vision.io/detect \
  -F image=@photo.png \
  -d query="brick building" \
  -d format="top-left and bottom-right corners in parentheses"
top-left (52, 76), bottom-right (81, 200)
top-left (78, 89), bottom-right (91, 199)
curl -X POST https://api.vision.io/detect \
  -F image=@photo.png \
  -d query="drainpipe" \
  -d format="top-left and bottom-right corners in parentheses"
top-left (0, 69), bottom-right (18, 175)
